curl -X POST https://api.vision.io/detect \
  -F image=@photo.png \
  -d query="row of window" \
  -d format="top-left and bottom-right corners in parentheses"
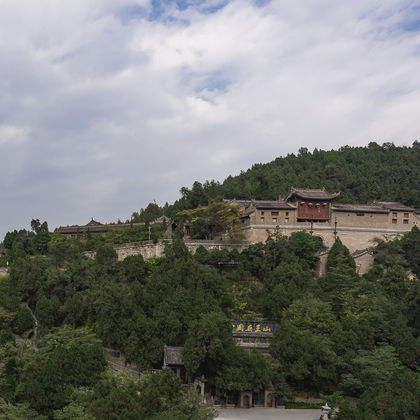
top-left (260, 210), bottom-right (289, 224)
top-left (392, 212), bottom-right (410, 225)
top-left (260, 211), bottom-right (289, 216)
top-left (259, 211), bottom-right (412, 225)
top-left (393, 212), bottom-right (410, 218)
top-left (260, 217), bottom-right (289, 223)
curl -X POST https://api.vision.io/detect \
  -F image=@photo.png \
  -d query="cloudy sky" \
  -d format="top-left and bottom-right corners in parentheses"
top-left (1, 0), bottom-right (420, 238)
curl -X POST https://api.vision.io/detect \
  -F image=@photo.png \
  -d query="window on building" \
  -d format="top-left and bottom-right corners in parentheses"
top-left (404, 213), bottom-right (409, 218)
top-left (392, 219), bottom-right (397, 224)
top-left (285, 218), bottom-right (289, 223)
top-left (260, 217), bottom-right (264, 222)
top-left (403, 219), bottom-right (409, 224)
top-left (261, 211), bottom-right (264, 215)
top-left (286, 212), bottom-right (289, 216)
top-left (272, 218), bottom-right (277, 223)
top-left (271, 211), bottom-right (279, 216)
top-left (392, 212), bottom-right (397, 218)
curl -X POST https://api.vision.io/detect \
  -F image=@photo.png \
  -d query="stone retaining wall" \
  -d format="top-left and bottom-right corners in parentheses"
top-left (85, 239), bottom-right (250, 261)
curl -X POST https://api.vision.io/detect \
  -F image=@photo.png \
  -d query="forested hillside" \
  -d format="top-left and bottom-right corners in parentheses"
top-left (1, 221), bottom-right (420, 419)
top-left (1, 142), bottom-right (420, 419)
top-left (137, 142), bottom-right (420, 220)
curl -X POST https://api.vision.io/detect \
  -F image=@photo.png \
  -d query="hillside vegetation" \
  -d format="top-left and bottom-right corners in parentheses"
top-left (134, 142), bottom-right (420, 220)
top-left (1, 142), bottom-right (420, 419)
top-left (1, 221), bottom-right (420, 419)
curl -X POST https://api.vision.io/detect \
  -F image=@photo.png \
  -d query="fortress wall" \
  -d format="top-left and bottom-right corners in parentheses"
top-left (85, 239), bottom-right (250, 261)
top-left (243, 224), bottom-right (406, 253)
top-left (354, 252), bottom-right (375, 275)
top-left (318, 250), bottom-right (374, 277)
top-left (114, 241), bottom-right (169, 260)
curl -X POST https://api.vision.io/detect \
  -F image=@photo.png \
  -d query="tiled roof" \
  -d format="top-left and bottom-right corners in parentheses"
top-left (286, 187), bottom-right (340, 201)
top-left (223, 199), bottom-right (253, 205)
top-left (55, 220), bottom-right (146, 234)
top-left (86, 219), bottom-right (103, 226)
top-left (332, 204), bottom-right (388, 214)
top-left (55, 224), bottom-right (106, 234)
top-left (247, 200), bottom-right (295, 210)
top-left (374, 202), bottom-right (415, 212)
top-left (163, 345), bottom-right (184, 366)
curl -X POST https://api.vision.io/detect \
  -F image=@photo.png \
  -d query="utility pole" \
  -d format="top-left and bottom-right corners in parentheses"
top-left (334, 217), bottom-right (337, 239)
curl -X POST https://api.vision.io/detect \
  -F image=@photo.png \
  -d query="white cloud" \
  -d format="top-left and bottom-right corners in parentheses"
top-left (0, 125), bottom-right (29, 145)
top-left (0, 0), bottom-right (420, 237)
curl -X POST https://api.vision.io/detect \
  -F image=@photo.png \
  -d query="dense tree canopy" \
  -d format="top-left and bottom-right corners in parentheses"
top-left (0, 141), bottom-right (420, 418)
top-left (156, 142), bottom-right (420, 218)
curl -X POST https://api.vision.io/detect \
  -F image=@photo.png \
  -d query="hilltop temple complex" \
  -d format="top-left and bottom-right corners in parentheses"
top-left (226, 187), bottom-right (420, 253)
top-left (55, 188), bottom-right (420, 260)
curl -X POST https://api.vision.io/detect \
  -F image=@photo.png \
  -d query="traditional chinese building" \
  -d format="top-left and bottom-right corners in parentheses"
top-left (163, 345), bottom-right (189, 384)
top-left (161, 321), bottom-right (277, 409)
top-left (231, 320), bottom-right (274, 355)
top-left (237, 187), bottom-right (420, 252)
top-left (55, 217), bottom-right (173, 239)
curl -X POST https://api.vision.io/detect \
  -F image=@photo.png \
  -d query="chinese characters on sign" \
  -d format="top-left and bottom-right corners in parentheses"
top-left (231, 321), bottom-right (274, 334)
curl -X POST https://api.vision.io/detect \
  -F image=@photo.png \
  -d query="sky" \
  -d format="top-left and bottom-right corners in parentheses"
top-left (1, 0), bottom-right (420, 238)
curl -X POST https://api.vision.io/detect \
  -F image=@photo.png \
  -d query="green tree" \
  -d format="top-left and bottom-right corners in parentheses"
top-left (355, 368), bottom-right (420, 420)
top-left (35, 295), bottom-right (61, 329)
top-left (95, 244), bottom-right (118, 267)
top-left (288, 231), bottom-right (324, 270)
top-left (30, 219), bottom-right (51, 255)
top-left (9, 256), bottom-right (50, 307)
top-left (13, 306), bottom-right (34, 335)
top-left (132, 202), bottom-right (164, 223)
top-left (0, 328), bottom-right (15, 346)
top-left (15, 327), bottom-right (107, 416)
top-left (84, 373), bottom-right (144, 420)
top-left (62, 293), bottom-right (86, 327)
top-left (178, 202), bottom-right (243, 240)
top-left (215, 348), bottom-right (271, 396)
top-left (400, 226), bottom-right (420, 276)
top-left (322, 238), bottom-right (359, 315)
top-left (54, 402), bottom-right (94, 420)
top-left (339, 345), bottom-right (402, 396)
top-left (182, 312), bottom-right (235, 382)
top-left (0, 398), bottom-right (46, 420)
top-left (120, 255), bottom-right (147, 284)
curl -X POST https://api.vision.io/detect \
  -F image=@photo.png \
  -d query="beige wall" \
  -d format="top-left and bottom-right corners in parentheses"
top-left (248, 206), bottom-right (416, 231)
top-left (386, 211), bottom-right (413, 229)
top-left (354, 252), bottom-right (375, 275)
top-left (254, 209), bottom-right (296, 225)
top-left (329, 209), bottom-right (415, 230)
top-left (243, 224), bottom-right (406, 253)
top-left (333, 211), bottom-right (389, 228)
top-left (318, 251), bottom-right (374, 277)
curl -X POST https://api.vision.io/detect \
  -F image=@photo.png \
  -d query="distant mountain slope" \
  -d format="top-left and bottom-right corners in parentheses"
top-left (163, 142), bottom-right (420, 217)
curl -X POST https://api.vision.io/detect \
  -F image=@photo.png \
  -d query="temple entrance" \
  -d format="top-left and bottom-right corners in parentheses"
top-left (243, 395), bottom-right (250, 408)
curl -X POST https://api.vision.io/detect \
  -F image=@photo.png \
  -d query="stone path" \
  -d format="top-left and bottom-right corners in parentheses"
top-left (217, 408), bottom-right (320, 420)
